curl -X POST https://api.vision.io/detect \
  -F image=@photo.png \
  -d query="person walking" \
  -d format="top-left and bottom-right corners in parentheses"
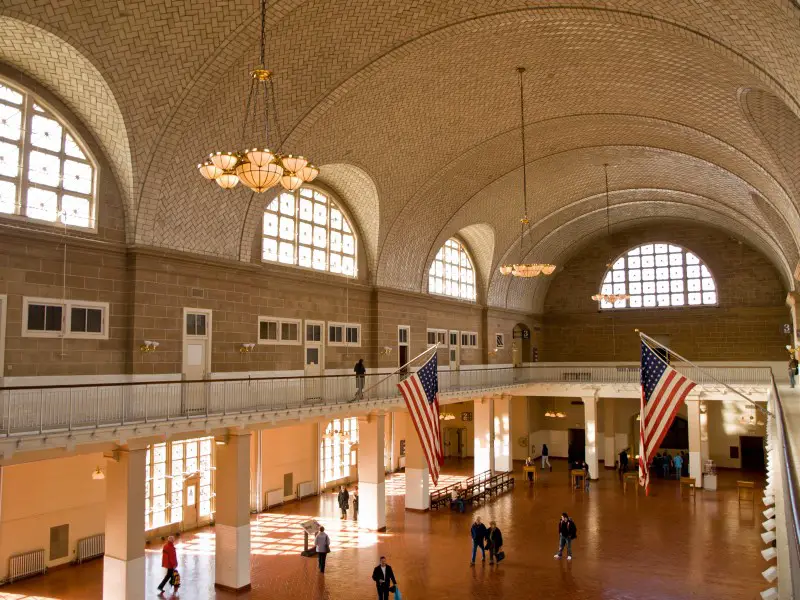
top-left (315, 526), bottom-right (331, 573)
top-left (372, 556), bottom-right (398, 600)
top-left (353, 486), bottom-right (360, 520)
top-left (673, 452), bottom-right (683, 481)
top-left (662, 452), bottom-right (672, 479)
top-left (485, 520), bottom-right (505, 564)
top-left (554, 513), bottom-right (577, 560)
top-left (470, 516), bottom-right (488, 565)
top-left (790, 355), bottom-right (798, 388)
top-left (619, 448), bottom-right (629, 474)
top-left (541, 444), bottom-right (552, 471)
top-left (337, 485), bottom-right (350, 519)
top-left (354, 358), bottom-right (367, 400)
top-left (157, 536), bottom-right (178, 594)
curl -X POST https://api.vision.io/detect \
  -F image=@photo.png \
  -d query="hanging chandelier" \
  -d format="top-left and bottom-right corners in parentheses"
top-left (499, 67), bottom-right (556, 278)
top-left (591, 163), bottom-right (630, 304)
top-left (197, 0), bottom-right (318, 192)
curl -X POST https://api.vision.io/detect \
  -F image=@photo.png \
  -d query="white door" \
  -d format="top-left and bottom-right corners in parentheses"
top-left (182, 309), bottom-right (211, 414)
top-left (449, 330), bottom-right (460, 370)
top-left (398, 326), bottom-right (410, 376)
top-left (305, 321), bottom-right (324, 401)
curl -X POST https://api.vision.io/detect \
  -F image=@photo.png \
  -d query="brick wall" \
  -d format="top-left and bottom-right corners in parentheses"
top-left (541, 223), bottom-right (789, 361)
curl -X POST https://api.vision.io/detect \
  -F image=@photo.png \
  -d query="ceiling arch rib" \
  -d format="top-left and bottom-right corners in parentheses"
top-left (492, 201), bottom-right (793, 313)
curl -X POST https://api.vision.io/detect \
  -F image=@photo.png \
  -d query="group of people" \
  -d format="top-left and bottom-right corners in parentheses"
top-left (469, 517), bottom-right (505, 565)
top-left (337, 484), bottom-right (359, 519)
top-left (652, 451), bottom-right (689, 480)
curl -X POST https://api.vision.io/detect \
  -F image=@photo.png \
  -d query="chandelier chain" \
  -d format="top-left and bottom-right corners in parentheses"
top-left (260, 0), bottom-right (268, 66)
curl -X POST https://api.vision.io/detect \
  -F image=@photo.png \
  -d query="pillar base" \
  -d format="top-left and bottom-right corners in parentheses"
top-left (102, 555), bottom-right (145, 600)
top-left (358, 481), bottom-right (386, 531)
top-left (405, 467), bottom-right (430, 511)
top-left (215, 524), bottom-right (251, 591)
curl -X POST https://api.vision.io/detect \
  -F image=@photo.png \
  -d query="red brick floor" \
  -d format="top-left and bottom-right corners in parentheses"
top-left (0, 459), bottom-right (766, 599)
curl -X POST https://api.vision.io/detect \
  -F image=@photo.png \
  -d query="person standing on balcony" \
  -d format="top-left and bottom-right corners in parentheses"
top-left (354, 358), bottom-right (367, 400)
top-left (157, 536), bottom-right (178, 594)
top-left (789, 355), bottom-right (798, 388)
top-left (337, 485), bottom-right (350, 519)
top-left (315, 526), bottom-right (331, 573)
top-left (541, 444), bottom-right (552, 471)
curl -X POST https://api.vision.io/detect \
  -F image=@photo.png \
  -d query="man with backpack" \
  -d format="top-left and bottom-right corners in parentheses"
top-left (554, 513), bottom-right (577, 560)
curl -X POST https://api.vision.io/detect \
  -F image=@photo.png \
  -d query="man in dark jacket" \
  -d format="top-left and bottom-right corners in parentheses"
top-left (337, 485), bottom-right (350, 519)
top-left (554, 512), bottom-right (577, 560)
top-left (486, 520), bottom-right (504, 564)
top-left (470, 516), bottom-right (487, 565)
top-left (354, 358), bottom-right (367, 399)
top-left (372, 556), bottom-right (397, 600)
top-left (619, 448), bottom-right (629, 473)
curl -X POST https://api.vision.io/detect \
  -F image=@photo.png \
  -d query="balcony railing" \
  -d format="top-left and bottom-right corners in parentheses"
top-left (0, 364), bottom-right (772, 437)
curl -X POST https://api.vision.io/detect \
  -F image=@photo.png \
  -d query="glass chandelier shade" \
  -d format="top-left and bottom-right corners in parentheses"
top-left (197, 0), bottom-right (318, 193)
top-left (499, 67), bottom-right (555, 278)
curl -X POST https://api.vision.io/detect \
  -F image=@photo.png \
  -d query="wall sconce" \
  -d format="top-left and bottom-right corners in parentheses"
top-left (139, 340), bottom-right (159, 353)
top-left (380, 346), bottom-right (392, 356)
top-left (91, 466), bottom-right (105, 480)
top-left (787, 344), bottom-right (797, 356)
top-left (239, 343), bottom-right (256, 353)
top-left (488, 348), bottom-right (499, 356)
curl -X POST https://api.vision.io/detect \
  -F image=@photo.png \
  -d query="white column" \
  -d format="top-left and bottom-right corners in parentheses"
top-left (474, 397), bottom-right (494, 475)
top-left (687, 399), bottom-right (703, 488)
top-left (357, 413), bottom-right (386, 530)
top-left (583, 394), bottom-right (599, 479)
top-left (215, 431), bottom-right (251, 592)
top-left (103, 448), bottom-right (146, 600)
top-left (603, 397), bottom-right (616, 469)
top-left (494, 395), bottom-right (512, 472)
top-left (404, 412), bottom-right (430, 511)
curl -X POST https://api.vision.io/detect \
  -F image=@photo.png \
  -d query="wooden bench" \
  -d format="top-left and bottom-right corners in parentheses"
top-left (737, 480), bottom-right (755, 504)
top-left (623, 472), bottom-right (638, 494)
top-left (570, 469), bottom-right (586, 492)
top-left (680, 477), bottom-right (696, 499)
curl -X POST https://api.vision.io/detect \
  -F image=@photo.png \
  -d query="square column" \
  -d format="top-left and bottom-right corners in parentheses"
top-left (687, 399), bottom-right (703, 488)
top-left (357, 413), bottom-right (386, 530)
top-left (403, 412), bottom-right (430, 511)
top-left (215, 431), bottom-right (251, 592)
top-left (493, 396), bottom-right (512, 472)
top-left (474, 398), bottom-right (494, 475)
top-left (103, 448), bottom-right (146, 600)
top-left (603, 397), bottom-right (616, 469)
top-left (583, 395), bottom-right (599, 479)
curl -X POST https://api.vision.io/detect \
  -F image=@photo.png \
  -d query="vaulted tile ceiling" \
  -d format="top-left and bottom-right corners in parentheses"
top-left (2, 1), bottom-right (799, 311)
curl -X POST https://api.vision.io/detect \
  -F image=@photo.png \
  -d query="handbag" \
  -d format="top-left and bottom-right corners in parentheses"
top-left (394, 587), bottom-right (402, 600)
top-left (170, 569), bottom-right (181, 588)
top-left (496, 551), bottom-right (506, 562)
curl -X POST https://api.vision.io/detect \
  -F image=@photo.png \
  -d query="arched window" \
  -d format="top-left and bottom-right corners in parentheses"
top-left (428, 238), bottom-right (476, 301)
top-left (262, 186), bottom-right (357, 277)
top-left (598, 243), bottom-right (717, 309)
top-left (0, 79), bottom-right (97, 228)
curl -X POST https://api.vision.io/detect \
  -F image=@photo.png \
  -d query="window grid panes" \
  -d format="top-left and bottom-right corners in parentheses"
top-left (262, 187), bottom-right (357, 277)
top-left (0, 80), bottom-right (96, 228)
top-left (428, 238), bottom-right (476, 301)
top-left (320, 418), bottom-right (358, 487)
top-left (597, 243), bottom-right (717, 310)
top-left (145, 436), bottom-right (214, 531)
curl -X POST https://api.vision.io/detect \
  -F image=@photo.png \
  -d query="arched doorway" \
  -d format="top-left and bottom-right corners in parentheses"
top-left (511, 323), bottom-right (531, 367)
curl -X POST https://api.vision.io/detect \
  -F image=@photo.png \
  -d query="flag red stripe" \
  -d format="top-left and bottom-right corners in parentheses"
top-left (644, 373), bottom-right (688, 447)
top-left (398, 375), bottom-right (440, 485)
top-left (646, 381), bottom-right (695, 457)
top-left (407, 377), bottom-right (440, 469)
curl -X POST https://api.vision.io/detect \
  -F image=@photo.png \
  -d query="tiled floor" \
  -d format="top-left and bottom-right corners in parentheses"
top-left (0, 459), bottom-right (766, 599)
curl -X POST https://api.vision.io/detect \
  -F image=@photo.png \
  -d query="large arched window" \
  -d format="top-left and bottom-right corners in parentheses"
top-left (262, 186), bottom-right (357, 277)
top-left (0, 79), bottom-right (97, 228)
top-left (428, 238), bottom-right (476, 301)
top-left (598, 243), bottom-right (717, 309)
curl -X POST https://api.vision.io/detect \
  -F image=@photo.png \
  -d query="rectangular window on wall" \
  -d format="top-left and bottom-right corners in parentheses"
top-left (23, 297), bottom-right (109, 339)
top-left (427, 329), bottom-right (447, 347)
top-left (449, 331), bottom-right (458, 346)
top-left (320, 417), bottom-right (359, 487)
top-left (328, 322), bottom-right (361, 347)
top-left (306, 322), bottom-right (322, 342)
top-left (186, 313), bottom-right (207, 336)
top-left (398, 327), bottom-right (409, 344)
top-left (461, 332), bottom-right (478, 348)
top-left (258, 316), bottom-right (301, 345)
top-left (495, 333), bottom-right (504, 349)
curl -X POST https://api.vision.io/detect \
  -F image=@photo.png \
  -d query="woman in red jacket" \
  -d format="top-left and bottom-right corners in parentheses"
top-left (157, 536), bottom-right (178, 594)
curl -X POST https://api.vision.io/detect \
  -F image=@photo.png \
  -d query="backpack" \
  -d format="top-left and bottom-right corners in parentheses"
top-left (568, 520), bottom-right (577, 540)
top-left (171, 569), bottom-right (181, 588)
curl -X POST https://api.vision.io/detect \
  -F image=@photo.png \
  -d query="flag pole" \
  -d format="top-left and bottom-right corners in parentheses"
top-left (361, 342), bottom-right (441, 396)
top-left (635, 329), bottom-right (772, 416)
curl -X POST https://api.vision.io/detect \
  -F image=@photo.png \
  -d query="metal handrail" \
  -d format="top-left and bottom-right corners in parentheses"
top-left (770, 374), bottom-right (800, 597)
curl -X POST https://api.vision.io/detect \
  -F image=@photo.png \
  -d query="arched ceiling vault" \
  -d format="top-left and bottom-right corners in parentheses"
top-left (2, 2), bottom-right (799, 281)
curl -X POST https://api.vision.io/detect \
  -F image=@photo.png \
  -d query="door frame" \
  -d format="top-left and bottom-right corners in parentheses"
top-left (182, 307), bottom-right (212, 378)
top-left (0, 294), bottom-right (6, 379)
top-left (304, 319), bottom-right (325, 376)
top-left (182, 474), bottom-right (200, 532)
top-left (398, 325), bottom-right (410, 374)
top-left (449, 330), bottom-right (460, 370)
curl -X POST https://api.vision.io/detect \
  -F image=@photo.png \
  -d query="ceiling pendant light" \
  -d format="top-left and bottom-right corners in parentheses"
top-left (591, 164), bottom-right (630, 305)
top-left (499, 67), bottom-right (556, 278)
top-left (197, 0), bottom-right (318, 192)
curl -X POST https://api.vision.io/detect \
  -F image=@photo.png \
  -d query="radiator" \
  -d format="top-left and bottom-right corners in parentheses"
top-left (296, 481), bottom-right (314, 499)
top-left (266, 488), bottom-right (283, 508)
top-left (8, 548), bottom-right (46, 583)
top-left (75, 533), bottom-right (105, 564)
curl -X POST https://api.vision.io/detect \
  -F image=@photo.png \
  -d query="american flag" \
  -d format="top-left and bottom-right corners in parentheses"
top-left (638, 341), bottom-right (696, 493)
top-left (397, 352), bottom-right (443, 485)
